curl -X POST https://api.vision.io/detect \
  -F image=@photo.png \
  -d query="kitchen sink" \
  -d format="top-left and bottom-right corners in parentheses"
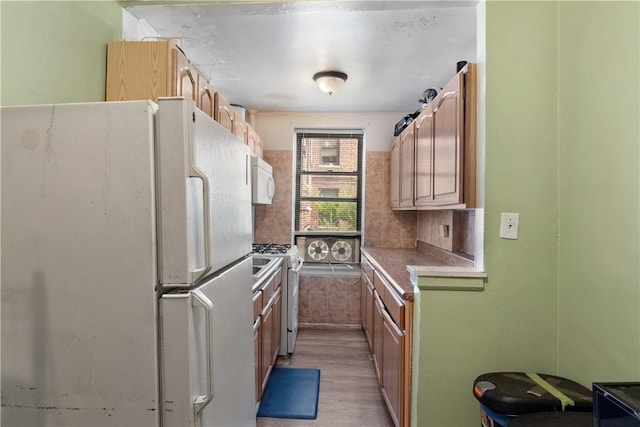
top-left (252, 256), bottom-right (278, 279)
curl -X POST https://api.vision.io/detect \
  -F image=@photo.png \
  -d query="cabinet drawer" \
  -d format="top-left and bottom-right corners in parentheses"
top-left (273, 267), bottom-right (283, 290)
top-left (253, 290), bottom-right (263, 321)
top-left (262, 278), bottom-right (274, 303)
top-left (382, 286), bottom-right (405, 330)
top-left (374, 270), bottom-right (405, 329)
top-left (361, 255), bottom-right (375, 283)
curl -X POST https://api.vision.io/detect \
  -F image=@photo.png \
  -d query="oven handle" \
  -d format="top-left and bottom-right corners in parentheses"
top-left (291, 258), bottom-right (304, 273)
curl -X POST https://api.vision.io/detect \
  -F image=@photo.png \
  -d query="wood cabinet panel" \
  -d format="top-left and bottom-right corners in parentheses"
top-left (253, 290), bottom-right (263, 321)
top-left (172, 46), bottom-right (197, 103)
top-left (390, 138), bottom-right (400, 209)
top-left (233, 119), bottom-right (248, 144)
top-left (260, 299), bottom-right (274, 394)
top-left (253, 317), bottom-right (261, 403)
top-left (271, 287), bottom-right (282, 366)
top-left (382, 309), bottom-right (405, 427)
top-left (373, 291), bottom-right (384, 382)
top-left (197, 74), bottom-right (214, 118)
top-left (432, 72), bottom-right (464, 205)
top-left (214, 91), bottom-right (235, 134)
top-left (106, 41), bottom-right (198, 104)
top-left (415, 105), bottom-right (434, 206)
top-left (399, 123), bottom-right (415, 207)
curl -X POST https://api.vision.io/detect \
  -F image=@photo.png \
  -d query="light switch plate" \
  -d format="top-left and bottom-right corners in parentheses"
top-left (500, 212), bottom-right (519, 239)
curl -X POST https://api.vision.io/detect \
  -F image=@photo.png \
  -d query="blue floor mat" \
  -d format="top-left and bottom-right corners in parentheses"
top-left (257, 367), bottom-right (321, 420)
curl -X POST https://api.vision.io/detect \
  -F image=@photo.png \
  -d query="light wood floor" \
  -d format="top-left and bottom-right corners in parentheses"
top-left (257, 327), bottom-right (394, 427)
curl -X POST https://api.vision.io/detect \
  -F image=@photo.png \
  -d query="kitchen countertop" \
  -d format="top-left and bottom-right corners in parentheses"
top-left (362, 245), bottom-right (486, 298)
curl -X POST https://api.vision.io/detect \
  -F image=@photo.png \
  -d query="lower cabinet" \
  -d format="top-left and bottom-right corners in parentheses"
top-left (360, 253), bottom-right (412, 427)
top-left (253, 266), bottom-right (283, 403)
top-left (373, 291), bottom-right (384, 381)
top-left (382, 308), bottom-right (405, 427)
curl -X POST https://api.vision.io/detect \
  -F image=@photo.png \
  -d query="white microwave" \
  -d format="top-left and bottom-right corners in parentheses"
top-left (251, 155), bottom-right (275, 205)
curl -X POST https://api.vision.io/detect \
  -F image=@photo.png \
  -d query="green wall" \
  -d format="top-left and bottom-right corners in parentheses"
top-left (557, 1), bottom-right (640, 384)
top-left (416, 1), bottom-right (639, 426)
top-left (416, 2), bottom-right (561, 426)
top-left (0, 1), bottom-right (122, 106)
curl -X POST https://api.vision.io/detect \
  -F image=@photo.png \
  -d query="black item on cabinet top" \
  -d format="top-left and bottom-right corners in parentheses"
top-left (393, 109), bottom-right (422, 136)
top-left (473, 372), bottom-right (593, 416)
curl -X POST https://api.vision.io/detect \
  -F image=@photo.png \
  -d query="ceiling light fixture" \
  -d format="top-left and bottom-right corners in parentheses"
top-left (313, 71), bottom-right (348, 95)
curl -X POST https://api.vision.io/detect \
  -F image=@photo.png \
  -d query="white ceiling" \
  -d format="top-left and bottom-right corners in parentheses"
top-left (123, 1), bottom-right (479, 114)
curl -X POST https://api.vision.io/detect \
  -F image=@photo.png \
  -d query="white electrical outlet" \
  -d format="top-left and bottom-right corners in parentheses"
top-left (500, 212), bottom-right (519, 239)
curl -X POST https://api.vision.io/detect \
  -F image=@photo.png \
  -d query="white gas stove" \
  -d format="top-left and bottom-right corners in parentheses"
top-left (252, 243), bottom-right (303, 355)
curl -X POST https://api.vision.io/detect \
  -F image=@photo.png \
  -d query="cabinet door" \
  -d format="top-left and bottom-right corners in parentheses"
top-left (171, 47), bottom-right (197, 102)
top-left (373, 291), bottom-right (384, 382)
top-left (214, 92), bottom-right (235, 134)
top-left (233, 119), bottom-right (248, 144)
top-left (382, 309), bottom-right (405, 427)
top-left (260, 299), bottom-right (274, 394)
top-left (399, 123), bottom-right (415, 207)
top-left (271, 287), bottom-right (282, 366)
top-left (253, 318), bottom-right (261, 402)
top-left (390, 138), bottom-right (400, 209)
top-left (361, 274), bottom-right (374, 351)
top-left (197, 75), bottom-right (214, 118)
top-left (414, 106), bottom-right (434, 206)
top-left (432, 72), bottom-right (464, 205)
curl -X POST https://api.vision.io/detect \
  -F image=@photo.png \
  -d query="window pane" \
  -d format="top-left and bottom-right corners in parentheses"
top-left (299, 175), bottom-right (358, 198)
top-left (298, 200), bottom-right (358, 232)
top-left (300, 137), bottom-right (359, 173)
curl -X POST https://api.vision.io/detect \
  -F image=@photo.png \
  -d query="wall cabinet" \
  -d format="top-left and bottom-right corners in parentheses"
top-left (390, 137), bottom-right (401, 209)
top-left (391, 63), bottom-right (477, 210)
top-left (197, 74), bottom-right (214, 118)
top-left (253, 265), bottom-right (283, 402)
top-left (414, 106), bottom-right (434, 205)
top-left (247, 125), bottom-right (264, 158)
top-left (106, 40), bottom-right (268, 159)
top-left (106, 41), bottom-right (203, 112)
top-left (399, 123), bottom-right (416, 208)
top-left (214, 91), bottom-right (235, 134)
top-left (360, 252), bottom-right (413, 427)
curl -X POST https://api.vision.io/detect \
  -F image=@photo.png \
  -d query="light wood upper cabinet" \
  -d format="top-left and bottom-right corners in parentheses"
top-left (106, 41), bottom-right (198, 104)
top-left (214, 91), bottom-right (235, 134)
top-left (390, 137), bottom-right (401, 209)
top-left (399, 123), bottom-right (416, 208)
top-left (432, 71), bottom-right (464, 206)
top-left (233, 119), bottom-right (248, 145)
top-left (391, 63), bottom-right (476, 210)
top-left (197, 74), bottom-right (214, 118)
top-left (414, 104), bottom-right (434, 206)
top-left (247, 125), bottom-right (264, 158)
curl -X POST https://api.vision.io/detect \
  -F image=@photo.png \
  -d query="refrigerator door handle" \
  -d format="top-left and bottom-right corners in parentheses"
top-left (189, 167), bottom-right (212, 281)
top-left (191, 289), bottom-right (214, 422)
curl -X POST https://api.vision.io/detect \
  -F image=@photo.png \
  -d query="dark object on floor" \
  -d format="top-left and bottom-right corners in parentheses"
top-left (509, 411), bottom-right (592, 426)
top-left (473, 372), bottom-right (592, 426)
top-left (593, 382), bottom-right (640, 426)
top-left (257, 367), bottom-right (321, 420)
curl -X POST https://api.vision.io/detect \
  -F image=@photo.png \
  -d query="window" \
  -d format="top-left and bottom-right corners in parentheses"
top-left (295, 131), bottom-right (363, 234)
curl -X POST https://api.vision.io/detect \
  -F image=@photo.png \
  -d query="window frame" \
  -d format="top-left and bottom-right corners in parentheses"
top-left (294, 130), bottom-right (364, 240)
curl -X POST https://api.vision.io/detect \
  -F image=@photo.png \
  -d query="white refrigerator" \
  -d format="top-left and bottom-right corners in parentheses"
top-left (1, 98), bottom-right (257, 427)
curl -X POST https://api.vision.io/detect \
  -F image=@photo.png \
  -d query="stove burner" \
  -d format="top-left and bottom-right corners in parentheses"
top-left (252, 243), bottom-right (291, 255)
